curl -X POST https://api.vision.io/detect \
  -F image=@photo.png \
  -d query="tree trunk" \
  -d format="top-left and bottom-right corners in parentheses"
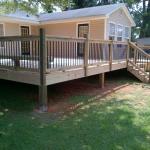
top-left (148, 0), bottom-right (150, 12)
top-left (143, 0), bottom-right (146, 13)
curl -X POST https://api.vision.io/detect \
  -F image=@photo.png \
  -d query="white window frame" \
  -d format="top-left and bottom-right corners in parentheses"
top-left (0, 23), bottom-right (5, 36)
top-left (19, 24), bottom-right (31, 36)
top-left (124, 26), bottom-right (130, 39)
top-left (117, 24), bottom-right (123, 37)
top-left (117, 24), bottom-right (123, 41)
top-left (76, 22), bottom-right (90, 38)
top-left (0, 23), bottom-right (5, 48)
top-left (108, 21), bottom-right (116, 40)
top-left (109, 22), bottom-right (116, 37)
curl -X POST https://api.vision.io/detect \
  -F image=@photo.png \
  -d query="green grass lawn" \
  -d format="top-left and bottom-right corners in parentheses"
top-left (0, 73), bottom-right (150, 150)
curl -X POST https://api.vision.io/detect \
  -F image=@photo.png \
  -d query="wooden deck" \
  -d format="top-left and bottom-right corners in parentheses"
top-left (0, 60), bottom-right (126, 86)
top-left (0, 29), bottom-right (129, 111)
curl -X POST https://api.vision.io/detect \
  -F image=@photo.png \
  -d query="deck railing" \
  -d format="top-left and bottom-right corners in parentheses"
top-left (46, 36), bottom-right (85, 71)
top-left (129, 42), bottom-right (150, 75)
top-left (0, 30), bottom-right (128, 73)
top-left (88, 40), bottom-right (110, 65)
top-left (0, 36), bottom-right (40, 71)
top-left (112, 41), bottom-right (128, 61)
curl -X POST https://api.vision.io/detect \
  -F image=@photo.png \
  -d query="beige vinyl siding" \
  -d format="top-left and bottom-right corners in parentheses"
top-left (41, 19), bottom-right (105, 39)
top-left (31, 25), bottom-right (39, 35)
top-left (4, 23), bottom-right (20, 36)
top-left (3, 19), bottom-right (105, 39)
top-left (4, 23), bottom-right (39, 36)
top-left (90, 19), bottom-right (105, 39)
top-left (42, 22), bottom-right (77, 37)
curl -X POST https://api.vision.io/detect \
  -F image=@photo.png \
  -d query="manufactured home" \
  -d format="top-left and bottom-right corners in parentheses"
top-left (0, 4), bottom-right (135, 41)
top-left (0, 3), bottom-right (149, 111)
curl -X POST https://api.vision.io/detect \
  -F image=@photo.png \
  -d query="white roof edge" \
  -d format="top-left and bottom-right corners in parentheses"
top-left (0, 16), bottom-right (39, 25)
top-left (40, 16), bottom-right (107, 24)
top-left (106, 4), bottom-right (136, 26)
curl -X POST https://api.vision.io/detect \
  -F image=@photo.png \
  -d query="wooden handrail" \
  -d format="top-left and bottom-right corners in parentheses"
top-left (46, 36), bottom-right (128, 45)
top-left (129, 42), bottom-right (150, 58)
top-left (137, 43), bottom-right (150, 49)
top-left (89, 39), bottom-right (128, 45)
top-left (46, 36), bottom-right (86, 42)
top-left (139, 45), bottom-right (150, 49)
top-left (0, 35), bottom-right (39, 41)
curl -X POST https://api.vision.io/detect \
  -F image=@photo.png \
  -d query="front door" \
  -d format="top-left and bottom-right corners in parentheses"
top-left (21, 26), bottom-right (30, 55)
top-left (78, 24), bottom-right (89, 57)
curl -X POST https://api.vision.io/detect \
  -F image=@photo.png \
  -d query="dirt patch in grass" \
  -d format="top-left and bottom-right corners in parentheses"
top-left (47, 78), bottom-right (131, 114)
top-left (48, 102), bottom-right (73, 113)
top-left (118, 85), bottom-right (135, 93)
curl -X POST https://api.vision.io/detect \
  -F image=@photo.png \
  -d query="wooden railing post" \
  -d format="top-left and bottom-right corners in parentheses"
top-left (14, 57), bottom-right (20, 69)
top-left (109, 41), bottom-right (113, 71)
top-left (39, 28), bottom-right (48, 112)
top-left (134, 48), bottom-right (137, 64)
top-left (84, 37), bottom-right (89, 76)
top-left (149, 70), bottom-right (150, 83)
top-left (126, 40), bottom-right (130, 66)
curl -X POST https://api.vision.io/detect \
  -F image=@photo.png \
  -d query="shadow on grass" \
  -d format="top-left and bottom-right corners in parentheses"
top-left (54, 99), bottom-right (150, 150)
top-left (0, 95), bottom-right (149, 150)
top-left (0, 80), bottom-right (37, 111)
top-left (0, 79), bottom-right (150, 149)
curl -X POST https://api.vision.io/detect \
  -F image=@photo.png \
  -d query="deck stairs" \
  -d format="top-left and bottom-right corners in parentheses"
top-left (127, 42), bottom-right (150, 83)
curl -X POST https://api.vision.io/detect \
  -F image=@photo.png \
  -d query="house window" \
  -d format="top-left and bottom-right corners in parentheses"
top-left (78, 24), bottom-right (89, 38)
top-left (0, 24), bottom-right (4, 47)
top-left (109, 23), bottom-right (116, 40)
top-left (117, 25), bottom-right (123, 41)
top-left (78, 24), bottom-right (89, 57)
top-left (124, 27), bottom-right (130, 39)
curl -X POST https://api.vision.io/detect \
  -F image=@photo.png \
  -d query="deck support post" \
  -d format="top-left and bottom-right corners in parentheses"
top-left (84, 36), bottom-right (89, 76)
top-left (99, 73), bottom-right (105, 89)
top-left (14, 58), bottom-right (20, 69)
top-left (39, 28), bottom-right (48, 112)
top-left (109, 41), bottom-right (113, 71)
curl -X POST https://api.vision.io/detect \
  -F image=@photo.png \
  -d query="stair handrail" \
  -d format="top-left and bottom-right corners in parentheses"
top-left (129, 41), bottom-right (150, 83)
top-left (129, 42), bottom-right (150, 58)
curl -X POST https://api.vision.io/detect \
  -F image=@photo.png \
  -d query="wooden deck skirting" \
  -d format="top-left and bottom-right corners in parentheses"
top-left (0, 28), bottom-right (130, 111)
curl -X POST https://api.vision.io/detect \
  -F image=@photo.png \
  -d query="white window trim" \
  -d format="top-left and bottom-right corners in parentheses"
top-left (104, 18), bottom-right (107, 40)
top-left (117, 24), bottom-right (123, 38)
top-left (0, 23), bottom-right (5, 48)
top-left (19, 24), bottom-right (31, 36)
top-left (124, 26), bottom-right (130, 39)
top-left (0, 23), bottom-right (5, 36)
top-left (109, 21), bottom-right (116, 37)
top-left (76, 22), bottom-right (90, 38)
top-left (19, 25), bottom-right (31, 56)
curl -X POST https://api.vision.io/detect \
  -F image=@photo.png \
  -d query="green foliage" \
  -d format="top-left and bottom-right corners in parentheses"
top-left (139, 0), bottom-right (150, 37)
top-left (0, 0), bottom-right (38, 14)
top-left (36, 0), bottom-right (68, 13)
top-left (140, 12), bottom-right (150, 38)
top-left (70, 0), bottom-right (98, 9)
top-left (0, 0), bottom-right (68, 14)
